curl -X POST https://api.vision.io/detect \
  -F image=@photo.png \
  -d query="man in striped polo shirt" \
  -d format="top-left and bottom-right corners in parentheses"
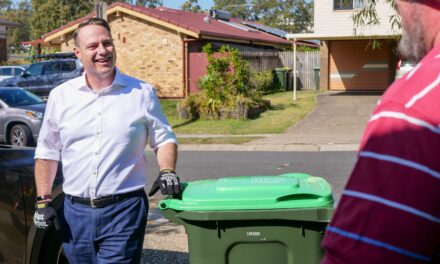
top-left (321, 0), bottom-right (440, 263)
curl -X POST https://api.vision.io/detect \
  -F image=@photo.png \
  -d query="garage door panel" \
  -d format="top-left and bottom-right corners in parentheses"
top-left (329, 40), bottom-right (390, 91)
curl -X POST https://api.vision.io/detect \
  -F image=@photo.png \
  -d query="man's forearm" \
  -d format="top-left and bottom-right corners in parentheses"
top-left (35, 159), bottom-right (58, 196)
top-left (156, 142), bottom-right (177, 171)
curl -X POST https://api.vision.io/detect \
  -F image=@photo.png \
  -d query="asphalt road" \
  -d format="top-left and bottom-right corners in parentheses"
top-left (145, 150), bottom-right (358, 201)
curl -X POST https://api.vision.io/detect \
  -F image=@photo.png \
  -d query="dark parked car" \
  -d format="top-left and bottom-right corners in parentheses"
top-left (0, 145), bottom-right (66, 263)
top-left (0, 88), bottom-right (46, 146)
top-left (0, 58), bottom-right (83, 98)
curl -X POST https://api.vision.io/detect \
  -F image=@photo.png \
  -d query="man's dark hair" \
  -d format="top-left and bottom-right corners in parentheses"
top-left (73, 17), bottom-right (111, 47)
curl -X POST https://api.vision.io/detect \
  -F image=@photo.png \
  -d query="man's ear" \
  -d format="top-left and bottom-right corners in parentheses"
top-left (73, 46), bottom-right (80, 60)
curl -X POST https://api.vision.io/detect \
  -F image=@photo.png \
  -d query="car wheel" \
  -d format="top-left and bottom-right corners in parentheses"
top-left (9, 124), bottom-right (33, 147)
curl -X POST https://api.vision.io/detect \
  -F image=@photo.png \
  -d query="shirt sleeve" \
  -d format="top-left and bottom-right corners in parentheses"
top-left (144, 86), bottom-right (177, 150)
top-left (321, 103), bottom-right (440, 263)
top-left (34, 91), bottom-right (62, 161)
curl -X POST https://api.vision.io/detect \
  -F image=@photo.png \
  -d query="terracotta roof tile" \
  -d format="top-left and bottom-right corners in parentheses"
top-left (43, 2), bottom-right (291, 46)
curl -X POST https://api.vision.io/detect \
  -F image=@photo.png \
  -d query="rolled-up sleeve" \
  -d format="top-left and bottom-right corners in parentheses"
top-left (35, 92), bottom-right (62, 161)
top-left (144, 86), bottom-right (177, 150)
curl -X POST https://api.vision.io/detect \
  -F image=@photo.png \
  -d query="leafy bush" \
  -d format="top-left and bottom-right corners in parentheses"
top-left (250, 70), bottom-right (281, 93)
top-left (181, 44), bottom-right (266, 120)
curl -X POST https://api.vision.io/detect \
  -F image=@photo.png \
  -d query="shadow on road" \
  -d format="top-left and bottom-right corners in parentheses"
top-left (141, 249), bottom-right (189, 264)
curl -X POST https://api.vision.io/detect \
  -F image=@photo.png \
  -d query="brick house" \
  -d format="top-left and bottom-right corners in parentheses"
top-left (42, 3), bottom-right (292, 98)
top-left (287, 0), bottom-right (400, 91)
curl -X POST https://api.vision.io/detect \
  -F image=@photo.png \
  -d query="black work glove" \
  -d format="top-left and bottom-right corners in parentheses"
top-left (33, 201), bottom-right (60, 231)
top-left (148, 169), bottom-right (182, 196)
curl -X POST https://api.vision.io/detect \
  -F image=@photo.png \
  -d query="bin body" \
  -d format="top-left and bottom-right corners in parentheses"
top-left (274, 68), bottom-right (288, 91)
top-left (285, 69), bottom-right (294, 91)
top-left (160, 173), bottom-right (334, 264)
top-left (314, 67), bottom-right (320, 90)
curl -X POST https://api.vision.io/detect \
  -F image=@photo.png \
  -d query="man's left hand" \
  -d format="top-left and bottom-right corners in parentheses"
top-left (148, 169), bottom-right (182, 196)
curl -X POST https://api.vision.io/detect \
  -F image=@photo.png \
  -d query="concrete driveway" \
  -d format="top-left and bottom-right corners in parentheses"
top-left (248, 91), bottom-right (382, 150)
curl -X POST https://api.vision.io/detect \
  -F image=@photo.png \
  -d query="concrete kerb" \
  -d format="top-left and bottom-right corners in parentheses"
top-left (146, 143), bottom-right (359, 152)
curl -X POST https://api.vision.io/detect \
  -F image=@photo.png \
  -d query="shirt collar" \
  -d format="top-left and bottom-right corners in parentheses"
top-left (77, 67), bottom-right (125, 92)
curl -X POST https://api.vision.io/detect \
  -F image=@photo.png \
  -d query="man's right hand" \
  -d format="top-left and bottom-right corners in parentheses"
top-left (33, 201), bottom-right (60, 230)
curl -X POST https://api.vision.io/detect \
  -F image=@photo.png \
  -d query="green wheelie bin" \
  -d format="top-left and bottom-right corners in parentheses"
top-left (159, 173), bottom-right (334, 264)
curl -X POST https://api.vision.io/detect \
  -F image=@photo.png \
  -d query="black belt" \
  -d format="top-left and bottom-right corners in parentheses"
top-left (66, 189), bottom-right (145, 208)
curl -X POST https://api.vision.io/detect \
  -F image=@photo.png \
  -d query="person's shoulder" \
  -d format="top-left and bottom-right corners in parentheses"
top-left (120, 73), bottom-right (156, 95)
top-left (380, 58), bottom-right (440, 106)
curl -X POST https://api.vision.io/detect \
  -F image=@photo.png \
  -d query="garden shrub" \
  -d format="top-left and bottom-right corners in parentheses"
top-left (180, 43), bottom-right (267, 120)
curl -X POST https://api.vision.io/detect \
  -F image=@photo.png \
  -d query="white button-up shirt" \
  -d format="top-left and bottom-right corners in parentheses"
top-left (35, 69), bottom-right (177, 197)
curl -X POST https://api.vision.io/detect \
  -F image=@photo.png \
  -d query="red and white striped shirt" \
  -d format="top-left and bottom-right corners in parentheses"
top-left (321, 44), bottom-right (440, 263)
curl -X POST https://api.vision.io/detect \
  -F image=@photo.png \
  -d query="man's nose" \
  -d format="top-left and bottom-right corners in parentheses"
top-left (97, 43), bottom-right (107, 54)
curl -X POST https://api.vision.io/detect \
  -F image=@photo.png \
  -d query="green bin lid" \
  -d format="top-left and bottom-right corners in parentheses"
top-left (159, 173), bottom-right (333, 211)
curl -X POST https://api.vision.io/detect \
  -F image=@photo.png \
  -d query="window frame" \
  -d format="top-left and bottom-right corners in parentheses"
top-left (334, 0), bottom-right (363, 11)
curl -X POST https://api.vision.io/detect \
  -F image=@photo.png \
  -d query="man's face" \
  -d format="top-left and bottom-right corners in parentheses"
top-left (396, 0), bottom-right (427, 62)
top-left (74, 24), bottom-right (116, 80)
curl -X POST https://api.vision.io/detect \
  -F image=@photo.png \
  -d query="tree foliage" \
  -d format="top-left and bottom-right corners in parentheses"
top-left (0, 0), bottom-right (31, 49)
top-left (138, 0), bottom-right (163, 8)
top-left (30, 0), bottom-right (163, 40)
top-left (251, 0), bottom-right (313, 33)
top-left (30, 0), bottom-right (93, 39)
top-left (214, 0), bottom-right (251, 20)
top-left (213, 0), bottom-right (313, 33)
top-left (352, 0), bottom-right (400, 34)
top-left (181, 0), bottom-right (202, 13)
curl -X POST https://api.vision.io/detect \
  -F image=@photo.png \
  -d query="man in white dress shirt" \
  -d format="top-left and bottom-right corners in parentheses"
top-left (32, 17), bottom-right (181, 264)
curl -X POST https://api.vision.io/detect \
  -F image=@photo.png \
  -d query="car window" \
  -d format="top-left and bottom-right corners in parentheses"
top-left (0, 68), bottom-right (12, 75)
top-left (0, 89), bottom-right (44, 106)
top-left (26, 63), bottom-right (44, 76)
top-left (42, 61), bottom-right (60, 75)
top-left (14, 68), bottom-right (24, 76)
top-left (60, 61), bottom-right (77, 72)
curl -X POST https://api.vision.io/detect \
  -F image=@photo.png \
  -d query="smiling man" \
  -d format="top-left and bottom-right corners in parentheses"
top-left (32, 18), bottom-right (182, 264)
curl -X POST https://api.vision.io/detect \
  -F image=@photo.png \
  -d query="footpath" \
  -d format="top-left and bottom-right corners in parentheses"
top-left (140, 92), bottom-right (381, 263)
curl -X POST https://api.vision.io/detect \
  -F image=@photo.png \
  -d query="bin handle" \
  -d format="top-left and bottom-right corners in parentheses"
top-left (276, 193), bottom-right (321, 202)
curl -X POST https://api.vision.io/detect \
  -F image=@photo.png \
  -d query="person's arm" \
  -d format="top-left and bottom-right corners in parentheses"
top-left (144, 86), bottom-right (180, 196)
top-left (148, 142), bottom-right (181, 196)
top-left (35, 159), bottom-right (58, 196)
top-left (156, 142), bottom-right (177, 171)
top-left (33, 159), bottom-right (60, 231)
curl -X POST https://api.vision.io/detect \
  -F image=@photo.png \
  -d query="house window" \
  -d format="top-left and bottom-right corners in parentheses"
top-left (334, 0), bottom-right (363, 10)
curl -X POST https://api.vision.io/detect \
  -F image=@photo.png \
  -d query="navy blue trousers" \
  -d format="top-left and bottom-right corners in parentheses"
top-left (59, 191), bottom-right (148, 264)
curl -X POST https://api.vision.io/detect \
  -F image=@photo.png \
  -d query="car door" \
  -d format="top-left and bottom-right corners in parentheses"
top-left (0, 149), bottom-right (31, 263)
top-left (52, 60), bottom-right (77, 87)
top-left (13, 67), bottom-right (24, 77)
top-left (34, 61), bottom-right (60, 96)
top-left (16, 63), bottom-right (44, 93)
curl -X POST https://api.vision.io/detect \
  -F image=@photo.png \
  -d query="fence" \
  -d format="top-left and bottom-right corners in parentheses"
top-left (240, 51), bottom-right (320, 90)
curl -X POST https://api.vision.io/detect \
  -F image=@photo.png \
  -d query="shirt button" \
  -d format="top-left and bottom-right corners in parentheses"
top-left (94, 151), bottom-right (98, 155)
top-left (97, 112), bottom-right (101, 116)
top-left (93, 172), bottom-right (97, 175)
top-left (96, 132), bottom-right (100, 135)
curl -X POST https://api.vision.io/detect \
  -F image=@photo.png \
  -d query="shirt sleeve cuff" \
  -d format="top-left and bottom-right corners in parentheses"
top-left (153, 138), bottom-right (178, 151)
top-left (34, 146), bottom-right (61, 161)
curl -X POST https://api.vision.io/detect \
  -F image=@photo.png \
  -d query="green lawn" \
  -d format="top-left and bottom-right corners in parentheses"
top-left (161, 90), bottom-right (320, 135)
